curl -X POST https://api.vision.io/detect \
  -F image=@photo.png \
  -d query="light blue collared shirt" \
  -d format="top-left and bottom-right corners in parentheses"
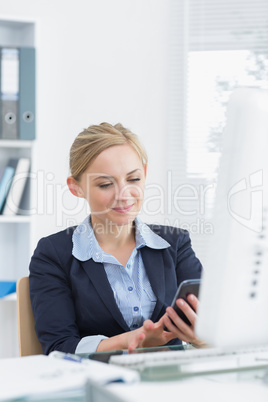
top-left (72, 215), bottom-right (170, 354)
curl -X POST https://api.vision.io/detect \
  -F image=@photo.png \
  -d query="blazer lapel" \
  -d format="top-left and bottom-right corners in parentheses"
top-left (140, 247), bottom-right (166, 322)
top-left (80, 259), bottom-right (130, 332)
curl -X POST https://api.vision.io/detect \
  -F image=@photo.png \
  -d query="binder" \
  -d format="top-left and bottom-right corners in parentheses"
top-left (19, 47), bottom-right (35, 140)
top-left (2, 157), bottom-right (30, 215)
top-left (0, 47), bottom-right (35, 140)
top-left (0, 48), bottom-right (19, 139)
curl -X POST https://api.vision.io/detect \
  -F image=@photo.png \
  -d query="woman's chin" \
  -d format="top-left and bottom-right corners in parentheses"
top-left (92, 212), bottom-right (138, 228)
top-left (111, 215), bottom-right (136, 227)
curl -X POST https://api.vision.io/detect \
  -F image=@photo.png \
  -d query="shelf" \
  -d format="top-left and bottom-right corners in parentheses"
top-left (0, 17), bottom-right (35, 47)
top-left (0, 15), bottom-right (36, 359)
top-left (0, 293), bottom-right (16, 302)
top-left (0, 140), bottom-right (34, 149)
top-left (0, 215), bottom-right (32, 223)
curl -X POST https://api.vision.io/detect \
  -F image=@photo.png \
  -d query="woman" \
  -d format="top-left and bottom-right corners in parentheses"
top-left (29, 122), bottom-right (203, 355)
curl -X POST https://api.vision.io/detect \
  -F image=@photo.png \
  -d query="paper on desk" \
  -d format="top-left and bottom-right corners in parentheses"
top-left (49, 351), bottom-right (140, 384)
top-left (0, 355), bottom-right (139, 401)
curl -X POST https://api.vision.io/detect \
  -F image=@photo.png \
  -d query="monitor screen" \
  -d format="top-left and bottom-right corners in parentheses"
top-left (196, 87), bottom-right (268, 348)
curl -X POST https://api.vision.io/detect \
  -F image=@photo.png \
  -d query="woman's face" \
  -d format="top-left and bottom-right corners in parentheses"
top-left (74, 144), bottom-right (146, 227)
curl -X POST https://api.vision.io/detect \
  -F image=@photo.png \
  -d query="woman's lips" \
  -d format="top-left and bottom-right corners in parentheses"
top-left (112, 204), bottom-right (134, 213)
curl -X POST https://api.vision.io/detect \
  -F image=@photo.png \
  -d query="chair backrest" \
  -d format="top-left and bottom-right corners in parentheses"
top-left (17, 276), bottom-right (43, 356)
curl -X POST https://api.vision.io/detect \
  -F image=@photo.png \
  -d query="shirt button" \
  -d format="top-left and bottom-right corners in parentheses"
top-left (133, 306), bottom-right (139, 312)
top-left (128, 286), bottom-right (133, 292)
top-left (132, 324), bottom-right (139, 328)
top-left (127, 264), bottom-right (130, 268)
top-left (95, 253), bottom-right (100, 259)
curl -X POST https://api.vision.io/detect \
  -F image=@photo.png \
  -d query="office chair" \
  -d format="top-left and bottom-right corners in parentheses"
top-left (17, 276), bottom-right (43, 356)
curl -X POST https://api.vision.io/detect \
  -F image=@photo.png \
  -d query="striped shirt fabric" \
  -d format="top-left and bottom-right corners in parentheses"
top-left (72, 215), bottom-right (170, 353)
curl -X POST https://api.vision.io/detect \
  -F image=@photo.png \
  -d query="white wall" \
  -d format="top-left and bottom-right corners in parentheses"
top-left (0, 0), bottom-right (171, 250)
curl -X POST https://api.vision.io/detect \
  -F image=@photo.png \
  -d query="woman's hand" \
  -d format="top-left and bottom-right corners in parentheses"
top-left (126, 317), bottom-right (177, 352)
top-left (97, 317), bottom-right (176, 353)
top-left (162, 294), bottom-right (205, 348)
top-left (97, 294), bottom-right (205, 353)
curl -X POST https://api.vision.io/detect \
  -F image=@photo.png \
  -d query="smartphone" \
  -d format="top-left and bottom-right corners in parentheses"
top-left (168, 279), bottom-right (201, 327)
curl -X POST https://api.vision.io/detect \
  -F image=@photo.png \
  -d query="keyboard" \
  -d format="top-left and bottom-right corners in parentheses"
top-left (109, 345), bottom-right (268, 378)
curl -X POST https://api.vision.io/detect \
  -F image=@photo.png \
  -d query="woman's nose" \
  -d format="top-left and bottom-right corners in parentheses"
top-left (115, 181), bottom-right (143, 201)
top-left (115, 182), bottom-right (132, 201)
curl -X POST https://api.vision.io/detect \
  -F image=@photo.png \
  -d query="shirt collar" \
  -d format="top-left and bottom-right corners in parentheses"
top-left (72, 215), bottom-right (170, 262)
top-left (134, 216), bottom-right (170, 250)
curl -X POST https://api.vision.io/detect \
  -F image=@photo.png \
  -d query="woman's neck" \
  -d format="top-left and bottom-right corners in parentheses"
top-left (90, 217), bottom-right (136, 249)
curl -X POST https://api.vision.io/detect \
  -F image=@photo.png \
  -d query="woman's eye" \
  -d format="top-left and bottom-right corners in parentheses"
top-left (99, 183), bottom-right (113, 189)
top-left (128, 178), bottom-right (141, 182)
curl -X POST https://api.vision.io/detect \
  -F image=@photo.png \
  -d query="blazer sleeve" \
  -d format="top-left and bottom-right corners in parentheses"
top-left (29, 236), bottom-right (81, 355)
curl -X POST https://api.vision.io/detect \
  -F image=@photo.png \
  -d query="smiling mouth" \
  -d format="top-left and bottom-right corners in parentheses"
top-left (112, 204), bottom-right (134, 214)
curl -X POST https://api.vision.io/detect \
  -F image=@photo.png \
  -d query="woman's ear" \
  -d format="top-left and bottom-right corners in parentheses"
top-left (67, 176), bottom-right (84, 198)
top-left (144, 165), bottom-right (147, 178)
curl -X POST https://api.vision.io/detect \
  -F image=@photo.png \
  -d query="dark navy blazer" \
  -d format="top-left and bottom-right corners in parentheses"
top-left (29, 224), bottom-right (202, 355)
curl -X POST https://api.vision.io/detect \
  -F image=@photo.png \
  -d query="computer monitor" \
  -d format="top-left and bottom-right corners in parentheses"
top-left (196, 87), bottom-right (268, 348)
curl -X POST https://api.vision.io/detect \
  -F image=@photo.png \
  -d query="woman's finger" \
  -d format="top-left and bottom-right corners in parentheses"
top-left (142, 319), bottom-right (155, 331)
top-left (175, 298), bottom-right (197, 327)
top-left (187, 294), bottom-right (199, 312)
top-left (167, 301), bottom-right (196, 329)
top-left (128, 331), bottom-right (145, 352)
top-left (166, 306), bottom-right (194, 335)
top-left (162, 315), bottom-right (189, 342)
top-left (164, 309), bottom-right (205, 346)
top-left (165, 305), bottom-right (196, 340)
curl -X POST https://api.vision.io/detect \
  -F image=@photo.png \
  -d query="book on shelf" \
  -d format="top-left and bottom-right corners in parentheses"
top-left (0, 164), bottom-right (16, 213)
top-left (0, 281), bottom-right (16, 298)
top-left (1, 157), bottom-right (31, 216)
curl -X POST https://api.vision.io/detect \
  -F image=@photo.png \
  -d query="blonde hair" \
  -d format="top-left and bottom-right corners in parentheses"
top-left (69, 122), bottom-right (148, 181)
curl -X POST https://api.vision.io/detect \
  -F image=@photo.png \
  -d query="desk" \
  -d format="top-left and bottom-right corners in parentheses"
top-left (1, 351), bottom-right (268, 402)
top-left (85, 345), bottom-right (268, 402)
top-left (91, 365), bottom-right (268, 402)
